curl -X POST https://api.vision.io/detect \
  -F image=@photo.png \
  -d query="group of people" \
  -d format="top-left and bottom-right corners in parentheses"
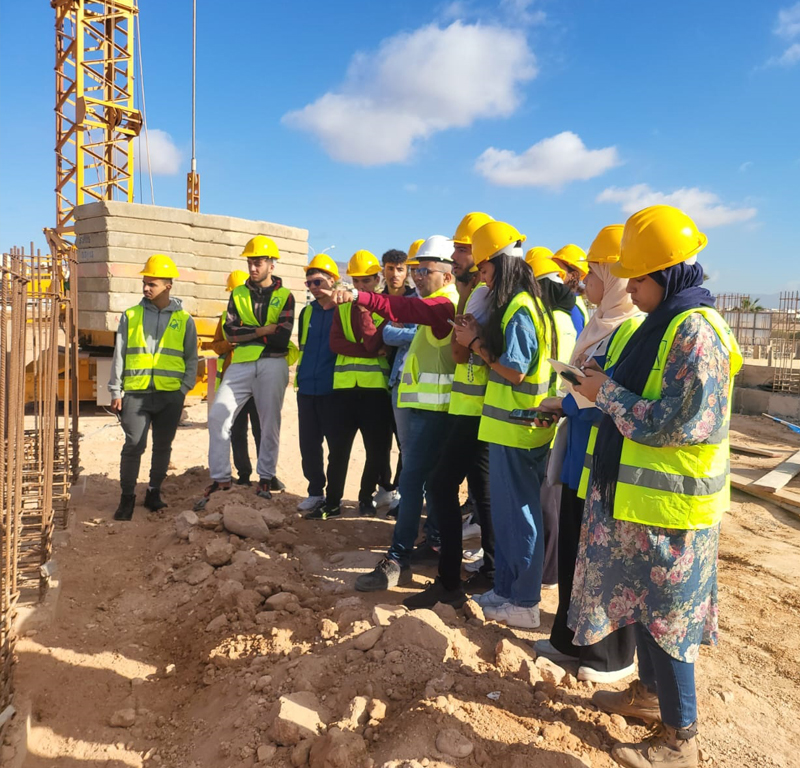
top-left (108, 204), bottom-right (741, 768)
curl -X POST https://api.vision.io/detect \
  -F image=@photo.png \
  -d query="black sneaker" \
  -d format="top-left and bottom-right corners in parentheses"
top-left (113, 493), bottom-right (136, 521)
top-left (386, 505), bottom-right (399, 520)
top-left (355, 558), bottom-right (412, 592)
top-left (143, 487), bottom-right (167, 511)
top-left (403, 577), bottom-right (467, 609)
top-left (305, 503), bottom-right (341, 521)
top-left (464, 570), bottom-right (494, 593)
top-left (193, 480), bottom-right (231, 511)
top-left (410, 540), bottom-right (440, 565)
top-left (358, 500), bottom-right (377, 517)
top-left (270, 476), bottom-right (286, 492)
top-left (236, 476), bottom-right (252, 486)
top-left (256, 479), bottom-right (272, 500)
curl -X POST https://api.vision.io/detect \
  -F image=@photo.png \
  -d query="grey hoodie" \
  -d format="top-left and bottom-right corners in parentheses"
top-left (109, 297), bottom-right (199, 398)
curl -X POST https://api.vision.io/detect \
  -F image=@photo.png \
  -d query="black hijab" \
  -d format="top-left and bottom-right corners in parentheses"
top-left (591, 261), bottom-right (715, 510)
top-left (538, 277), bottom-right (576, 314)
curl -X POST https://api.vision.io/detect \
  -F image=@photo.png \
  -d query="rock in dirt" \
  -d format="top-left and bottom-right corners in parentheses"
top-left (309, 727), bottom-right (369, 768)
top-left (174, 561), bottom-right (214, 585)
top-left (109, 708), bottom-right (136, 728)
top-left (463, 599), bottom-right (484, 622)
top-left (495, 638), bottom-right (534, 676)
top-left (205, 614), bottom-right (228, 633)
top-left (432, 602), bottom-right (458, 624)
top-left (198, 512), bottom-right (223, 529)
top-left (339, 696), bottom-right (369, 730)
top-left (260, 507), bottom-right (286, 527)
top-left (204, 538), bottom-right (234, 567)
top-left (367, 698), bottom-right (387, 723)
top-left (372, 604), bottom-right (407, 627)
top-left (266, 591), bottom-right (300, 611)
top-left (257, 744), bottom-right (277, 763)
top-left (223, 504), bottom-right (269, 541)
top-left (535, 656), bottom-right (566, 686)
top-left (380, 609), bottom-right (451, 662)
top-left (268, 691), bottom-right (326, 745)
top-left (236, 588), bottom-right (265, 616)
top-left (319, 618), bottom-right (339, 639)
top-left (519, 658), bottom-right (542, 686)
top-left (291, 739), bottom-right (314, 767)
top-left (435, 728), bottom-right (474, 758)
top-left (175, 510), bottom-right (199, 539)
top-left (354, 626), bottom-right (383, 651)
top-left (218, 579), bottom-right (244, 604)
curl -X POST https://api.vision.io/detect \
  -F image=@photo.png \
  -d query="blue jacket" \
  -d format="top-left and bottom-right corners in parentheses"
top-left (296, 301), bottom-right (336, 396)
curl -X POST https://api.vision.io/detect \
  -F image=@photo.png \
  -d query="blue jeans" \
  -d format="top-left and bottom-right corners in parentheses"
top-left (391, 384), bottom-right (410, 452)
top-left (490, 443), bottom-right (548, 607)
top-left (636, 623), bottom-right (697, 729)
top-left (388, 408), bottom-right (448, 566)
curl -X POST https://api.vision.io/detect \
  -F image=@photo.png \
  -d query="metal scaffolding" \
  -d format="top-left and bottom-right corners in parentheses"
top-left (772, 292), bottom-right (800, 394)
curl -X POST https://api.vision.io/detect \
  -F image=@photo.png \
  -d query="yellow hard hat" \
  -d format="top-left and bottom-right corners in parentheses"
top-left (140, 254), bottom-right (179, 279)
top-left (346, 250), bottom-right (381, 277)
top-left (407, 238), bottom-right (424, 266)
top-left (305, 253), bottom-right (340, 280)
top-left (525, 248), bottom-right (565, 280)
top-left (241, 235), bottom-right (280, 260)
top-left (552, 244), bottom-right (589, 278)
top-left (471, 221), bottom-right (526, 266)
top-left (453, 212), bottom-right (494, 245)
top-left (613, 205), bottom-right (707, 280)
top-left (587, 225), bottom-right (624, 264)
top-left (226, 270), bottom-right (249, 292)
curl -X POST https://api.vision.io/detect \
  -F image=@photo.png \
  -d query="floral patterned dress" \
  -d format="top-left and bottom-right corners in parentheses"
top-left (567, 313), bottom-right (732, 663)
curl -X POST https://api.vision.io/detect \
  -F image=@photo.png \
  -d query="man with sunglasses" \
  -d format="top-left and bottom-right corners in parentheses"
top-left (201, 235), bottom-right (295, 506)
top-left (295, 255), bottom-right (340, 515)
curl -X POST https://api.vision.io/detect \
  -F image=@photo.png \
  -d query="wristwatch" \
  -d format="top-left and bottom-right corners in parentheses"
top-left (350, 288), bottom-right (359, 301)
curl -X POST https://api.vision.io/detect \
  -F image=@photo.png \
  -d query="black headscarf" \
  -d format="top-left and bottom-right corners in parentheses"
top-left (538, 277), bottom-right (576, 314)
top-left (591, 261), bottom-right (715, 511)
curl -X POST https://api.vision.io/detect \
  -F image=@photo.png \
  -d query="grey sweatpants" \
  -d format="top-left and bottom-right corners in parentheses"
top-left (208, 357), bottom-right (289, 482)
top-left (119, 390), bottom-right (185, 495)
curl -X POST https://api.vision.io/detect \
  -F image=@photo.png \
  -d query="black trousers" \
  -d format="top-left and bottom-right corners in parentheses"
top-left (325, 388), bottom-right (394, 505)
top-left (550, 485), bottom-right (636, 672)
top-left (427, 414), bottom-right (494, 591)
top-left (541, 471), bottom-right (561, 585)
top-left (297, 392), bottom-right (334, 497)
top-left (119, 391), bottom-right (184, 495)
top-left (231, 397), bottom-right (261, 481)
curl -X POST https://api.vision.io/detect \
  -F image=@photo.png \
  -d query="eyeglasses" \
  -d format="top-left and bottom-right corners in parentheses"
top-left (411, 267), bottom-right (447, 277)
top-left (305, 279), bottom-right (326, 288)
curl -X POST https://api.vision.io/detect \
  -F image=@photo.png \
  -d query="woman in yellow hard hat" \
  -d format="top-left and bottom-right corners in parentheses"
top-left (552, 244), bottom-right (590, 331)
top-left (569, 205), bottom-right (742, 768)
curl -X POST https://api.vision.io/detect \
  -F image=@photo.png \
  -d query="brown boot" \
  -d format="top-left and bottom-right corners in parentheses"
top-left (592, 680), bottom-right (661, 723)
top-left (611, 723), bottom-right (699, 768)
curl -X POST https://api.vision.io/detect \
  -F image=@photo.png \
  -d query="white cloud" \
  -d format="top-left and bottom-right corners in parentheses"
top-left (773, 42), bottom-right (800, 66)
top-left (738, 161), bottom-right (753, 172)
top-left (776, 2), bottom-right (800, 38)
top-left (500, 0), bottom-right (546, 26)
top-left (133, 129), bottom-right (182, 175)
top-left (282, 21), bottom-right (537, 166)
top-left (596, 184), bottom-right (757, 229)
top-left (475, 131), bottom-right (621, 188)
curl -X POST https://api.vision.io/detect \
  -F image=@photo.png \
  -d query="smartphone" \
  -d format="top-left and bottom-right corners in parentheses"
top-left (560, 370), bottom-right (581, 386)
top-left (509, 409), bottom-right (556, 425)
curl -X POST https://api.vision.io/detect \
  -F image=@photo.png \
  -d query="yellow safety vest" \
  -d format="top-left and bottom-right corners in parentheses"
top-left (333, 304), bottom-right (389, 390)
top-left (230, 284), bottom-right (297, 365)
top-left (214, 313), bottom-right (227, 392)
top-left (553, 308), bottom-right (577, 365)
top-left (478, 291), bottom-right (557, 449)
top-left (576, 295), bottom-right (589, 326)
top-left (398, 283), bottom-right (459, 411)
top-left (449, 282), bottom-right (489, 417)
top-left (123, 304), bottom-right (189, 392)
top-left (577, 309), bottom-right (742, 529)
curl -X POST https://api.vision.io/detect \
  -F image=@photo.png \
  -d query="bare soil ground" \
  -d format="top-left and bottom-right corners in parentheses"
top-left (6, 403), bottom-right (800, 768)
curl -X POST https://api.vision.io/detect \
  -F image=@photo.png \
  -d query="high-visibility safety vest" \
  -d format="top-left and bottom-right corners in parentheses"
top-left (449, 282), bottom-right (489, 417)
top-left (229, 284), bottom-right (298, 365)
top-left (398, 283), bottom-right (459, 411)
top-left (577, 308), bottom-right (742, 529)
top-left (214, 315), bottom-right (227, 392)
top-left (123, 304), bottom-right (189, 392)
top-left (333, 303), bottom-right (389, 390)
top-left (553, 308), bottom-right (578, 365)
top-left (478, 291), bottom-right (557, 449)
top-left (575, 295), bottom-right (590, 326)
top-left (293, 303), bottom-right (314, 391)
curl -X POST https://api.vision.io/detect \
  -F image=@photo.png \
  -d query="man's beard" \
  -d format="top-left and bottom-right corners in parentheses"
top-left (456, 270), bottom-right (473, 285)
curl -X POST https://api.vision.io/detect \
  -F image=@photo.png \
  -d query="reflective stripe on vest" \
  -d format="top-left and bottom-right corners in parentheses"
top-left (477, 291), bottom-right (557, 449)
top-left (230, 284), bottom-right (292, 364)
top-left (449, 282), bottom-right (489, 417)
top-left (553, 308), bottom-right (577, 366)
top-left (579, 309), bottom-right (742, 530)
top-left (397, 283), bottom-right (459, 412)
top-left (333, 303), bottom-right (389, 390)
top-left (123, 305), bottom-right (189, 392)
top-left (293, 304), bottom-right (313, 391)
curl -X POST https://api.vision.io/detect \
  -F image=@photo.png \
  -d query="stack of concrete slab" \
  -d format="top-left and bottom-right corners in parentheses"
top-left (73, 201), bottom-right (309, 335)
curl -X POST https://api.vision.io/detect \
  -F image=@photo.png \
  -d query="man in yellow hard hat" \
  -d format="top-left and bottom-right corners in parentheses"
top-left (316, 250), bottom-right (394, 519)
top-left (552, 244), bottom-right (590, 332)
top-left (109, 254), bottom-right (198, 520)
top-left (201, 235), bottom-right (295, 506)
top-left (295, 254), bottom-right (340, 516)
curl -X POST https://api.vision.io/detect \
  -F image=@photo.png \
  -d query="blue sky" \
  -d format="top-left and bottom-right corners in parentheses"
top-left (1, 1), bottom-right (798, 294)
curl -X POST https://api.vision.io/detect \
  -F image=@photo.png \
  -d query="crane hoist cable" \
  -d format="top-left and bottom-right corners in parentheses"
top-left (135, 11), bottom-right (155, 204)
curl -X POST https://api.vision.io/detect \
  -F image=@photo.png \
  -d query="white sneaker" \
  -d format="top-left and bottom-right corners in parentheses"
top-left (484, 602), bottom-right (541, 629)
top-left (374, 486), bottom-right (400, 510)
top-left (461, 514), bottom-right (481, 540)
top-left (473, 589), bottom-right (507, 608)
top-left (297, 495), bottom-right (324, 512)
top-left (533, 638), bottom-right (576, 663)
top-left (542, 582), bottom-right (558, 590)
top-left (577, 663), bottom-right (636, 684)
top-left (464, 557), bottom-right (484, 573)
top-left (463, 546), bottom-right (483, 563)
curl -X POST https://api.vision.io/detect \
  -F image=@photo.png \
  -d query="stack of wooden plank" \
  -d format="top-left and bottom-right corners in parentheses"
top-left (730, 441), bottom-right (800, 518)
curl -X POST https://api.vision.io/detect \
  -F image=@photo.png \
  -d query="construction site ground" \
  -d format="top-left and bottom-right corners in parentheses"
top-left (6, 404), bottom-right (800, 768)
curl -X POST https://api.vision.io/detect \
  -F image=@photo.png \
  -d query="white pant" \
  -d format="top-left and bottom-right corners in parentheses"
top-left (208, 357), bottom-right (289, 482)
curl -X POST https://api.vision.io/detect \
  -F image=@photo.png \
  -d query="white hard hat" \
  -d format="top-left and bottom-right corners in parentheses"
top-left (415, 235), bottom-right (455, 263)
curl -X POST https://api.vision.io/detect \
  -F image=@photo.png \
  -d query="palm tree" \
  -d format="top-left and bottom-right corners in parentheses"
top-left (736, 297), bottom-right (763, 312)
